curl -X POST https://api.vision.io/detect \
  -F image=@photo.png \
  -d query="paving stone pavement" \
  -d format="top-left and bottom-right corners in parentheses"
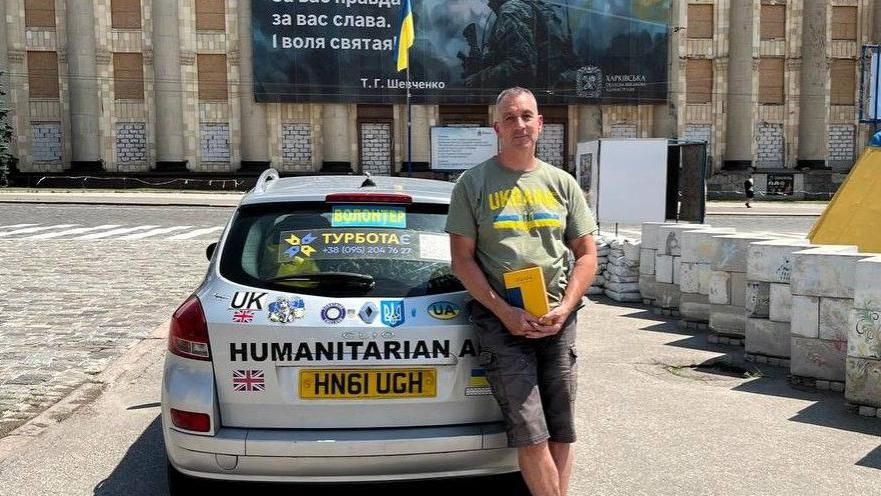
top-left (0, 240), bottom-right (209, 437)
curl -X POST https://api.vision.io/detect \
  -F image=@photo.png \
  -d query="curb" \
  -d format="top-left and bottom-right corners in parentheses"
top-left (0, 322), bottom-right (169, 463)
top-left (0, 199), bottom-right (238, 208)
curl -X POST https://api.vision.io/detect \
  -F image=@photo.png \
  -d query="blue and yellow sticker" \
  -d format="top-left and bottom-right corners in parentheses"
top-left (332, 205), bottom-right (406, 228)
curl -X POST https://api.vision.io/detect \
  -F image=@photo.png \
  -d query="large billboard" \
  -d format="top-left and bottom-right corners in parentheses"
top-left (252, 0), bottom-right (670, 104)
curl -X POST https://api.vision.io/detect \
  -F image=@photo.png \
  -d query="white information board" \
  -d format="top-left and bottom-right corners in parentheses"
top-left (589, 139), bottom-right (668, 224)
top-left (430, 127), bottom-right (497, 170)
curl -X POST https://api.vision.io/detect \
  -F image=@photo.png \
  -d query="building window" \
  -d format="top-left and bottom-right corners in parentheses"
top-left (831, 7), bottom-right (858, 41)
top-left (25, 0), bottom-right (56, 28)
top-left (197, 54), bottom-right (229, 101)
top-left (686, 59), bottom-right (713, 104)
top-left (111, 0), bottom-right (141, 29)
top-left (27, 51), bottom-right (59, 99)
top-left (758, 58), bottom-right (784, 104)
top-left (196, 0), bottom-right (226, 31)
top-left (760, 4), bottom-right (786, 41)
top-left (687, 4), bottom-right (713, 39)
top-left (113, 53), bottom-right (145, 100)
top-left (830, 59), bottom-right (856, 105)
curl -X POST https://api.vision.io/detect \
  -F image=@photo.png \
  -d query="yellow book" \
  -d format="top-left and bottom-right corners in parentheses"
top-left (503, 266), bottom-right (550, 317)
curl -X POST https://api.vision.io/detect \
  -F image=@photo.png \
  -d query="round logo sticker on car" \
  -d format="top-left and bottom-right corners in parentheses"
top-left (321, 303), bottom-right (346, 324)
top-left (427, 301), bottom-right (460, 320)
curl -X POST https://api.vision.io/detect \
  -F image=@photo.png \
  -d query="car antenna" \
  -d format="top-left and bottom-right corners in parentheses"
top-left (360, 171), bottom-right (376, 188)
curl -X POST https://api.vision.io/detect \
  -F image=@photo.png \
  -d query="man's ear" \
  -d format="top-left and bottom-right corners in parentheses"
top-left (493, 121), bottom-right (500, 135)
top-left (537, 114), bottom-right (544, 132)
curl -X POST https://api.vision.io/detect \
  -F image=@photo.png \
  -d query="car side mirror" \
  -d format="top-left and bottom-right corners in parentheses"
top-left (206, 242), bottom-right (217, 261)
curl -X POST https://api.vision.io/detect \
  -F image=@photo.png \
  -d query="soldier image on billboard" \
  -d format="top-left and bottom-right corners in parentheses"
top-left (460, 0), bottom-right (579, 91)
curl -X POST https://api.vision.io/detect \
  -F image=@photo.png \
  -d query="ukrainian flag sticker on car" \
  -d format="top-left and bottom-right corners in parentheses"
top-left (332, 205), bottom-right (406, 228)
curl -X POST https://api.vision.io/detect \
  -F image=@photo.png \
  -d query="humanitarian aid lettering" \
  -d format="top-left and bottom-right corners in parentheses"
top-left (230, 339), bottom-right (477, 362)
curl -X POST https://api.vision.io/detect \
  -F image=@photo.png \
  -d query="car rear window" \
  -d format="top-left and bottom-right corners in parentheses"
top-left (219, 202), bottom-right (464, 297)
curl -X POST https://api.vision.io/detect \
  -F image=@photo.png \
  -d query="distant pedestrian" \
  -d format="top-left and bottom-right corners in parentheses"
top-left (744, 171), bottom-right (755, 208)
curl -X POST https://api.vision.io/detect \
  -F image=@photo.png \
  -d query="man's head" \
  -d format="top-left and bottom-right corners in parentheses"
top-left (493, 87), bottom-right (543, 156)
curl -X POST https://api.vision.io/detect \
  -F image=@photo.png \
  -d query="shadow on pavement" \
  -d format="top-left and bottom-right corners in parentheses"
top-left (92, 415), bottom-right (529, 496)
top-left (856, 445), bottom-right (881, 470)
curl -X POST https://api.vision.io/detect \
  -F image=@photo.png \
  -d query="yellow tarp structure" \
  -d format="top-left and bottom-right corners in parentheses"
top-left (809, 146), bottom-right (881, 251)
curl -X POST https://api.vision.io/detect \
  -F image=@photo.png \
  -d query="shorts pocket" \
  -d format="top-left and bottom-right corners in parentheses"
top-left (569, 345), bottom-right (578, 399)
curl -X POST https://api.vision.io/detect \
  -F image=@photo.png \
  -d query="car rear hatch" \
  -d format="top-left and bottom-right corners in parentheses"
top-left (208, 196), bottom-right (499, 429)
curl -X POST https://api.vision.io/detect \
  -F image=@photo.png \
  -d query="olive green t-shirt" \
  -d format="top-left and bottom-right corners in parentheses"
top-left (445, 157), bottom-right (598, 309)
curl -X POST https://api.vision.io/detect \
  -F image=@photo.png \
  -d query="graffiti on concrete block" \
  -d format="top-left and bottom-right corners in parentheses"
top-left (775, 257), bottom-right (792, 282)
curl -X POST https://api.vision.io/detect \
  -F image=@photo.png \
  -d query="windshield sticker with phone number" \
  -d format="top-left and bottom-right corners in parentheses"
top-left (331, 205), bottom-right (406, 228)
top-left (277, 229), bottom-right (420, 262)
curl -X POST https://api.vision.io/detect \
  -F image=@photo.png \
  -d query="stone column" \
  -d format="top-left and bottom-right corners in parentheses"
top-left (153, 0), bottom-right (186, 169)
top-left (874, 0), bottom-right (881, 44)
top-left (238, 0), bottom-right (269, 169)
top-left (410, 104), bottom-right (430, 165)
top-left (798, 0), bottom-right (827, 169)
top-left (577, 105), bottom-right (602, 141)
top-left (724, 0), bottom-right (754, 169)
top-left (321, 104), bottom-right (352, 172)
top-left (66, 0), bottom-right (101, 169)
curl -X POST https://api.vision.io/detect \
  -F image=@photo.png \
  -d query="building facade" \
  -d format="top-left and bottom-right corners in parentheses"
top-left (1, 0), bottom-right (879, 197)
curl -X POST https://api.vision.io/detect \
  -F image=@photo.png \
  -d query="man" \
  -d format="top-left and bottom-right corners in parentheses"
top-left (446, 87), bottom-right (598, 496)
top-left (744, 170), bottom-right (755, 208)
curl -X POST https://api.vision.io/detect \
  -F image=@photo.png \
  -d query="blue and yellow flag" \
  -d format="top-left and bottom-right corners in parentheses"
top-left (395, 0), bottom-right (415, 71)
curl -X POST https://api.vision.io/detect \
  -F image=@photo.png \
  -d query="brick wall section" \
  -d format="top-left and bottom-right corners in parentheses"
top-left (281, 123), bottom-right (312, 171)
top-left (199, 123), bottom-right (230, 162)
top-left (684, 124), bottom-right (712, 146)
top-left (537, 123), bottom-right (564, 167)
top-left (115, 123), bottom-right (147, 163)
top-left (31, 123), bottom-right (62, 162)
top-left (757, 123), bottom-right (784, 167)
top-left (828, 124), bottom-right (854, 163)
top-left (360, 122), bottom-right (391, 175)
top-left (610, 124), bottom-right (638, 138)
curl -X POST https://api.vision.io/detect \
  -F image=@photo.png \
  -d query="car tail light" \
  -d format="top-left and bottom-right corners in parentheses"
top-left (168, 295), bottom-right (211, 361)
top-left (325, 193), bottom-right (412, 204)
top-left (170, 408), bottom-right (211, 432)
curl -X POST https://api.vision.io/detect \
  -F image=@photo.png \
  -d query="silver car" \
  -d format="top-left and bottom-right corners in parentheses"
top-left (161, 169), bottom-right (518, 493)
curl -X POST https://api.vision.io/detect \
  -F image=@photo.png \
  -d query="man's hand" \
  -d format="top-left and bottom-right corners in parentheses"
top-left (521, 305), bottom-right (572, 338)
top-left (498, 305), bottom-right (552, 338)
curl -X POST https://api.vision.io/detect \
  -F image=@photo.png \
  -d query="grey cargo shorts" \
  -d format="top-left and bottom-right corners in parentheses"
top-left (469, 300), bottom-right (578, 448)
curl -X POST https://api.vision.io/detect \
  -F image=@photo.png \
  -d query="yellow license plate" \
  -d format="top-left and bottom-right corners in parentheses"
top-left (299, 368), bottom-right (437, 399)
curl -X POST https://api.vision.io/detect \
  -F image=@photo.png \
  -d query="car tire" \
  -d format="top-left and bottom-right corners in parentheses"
top-left (166, 462), bottom-right (196, 495)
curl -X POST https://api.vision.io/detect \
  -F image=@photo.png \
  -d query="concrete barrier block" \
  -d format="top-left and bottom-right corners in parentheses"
top-left (639, 248), bottom-right (656, 275)
top-left (745, 281), bottom-right (771, 318)
top-left (769, 283), bottom-right (792, 322)
top-left (854, 255), bottom-right (881, 312)
top-left (680, 262), bottom-right (700, 293)
top-left (791, 295), bottom-right (820, 338)
top-left (711, 234), bottom-right (776, 273)
top-left (641, 222), bottom-right (672, 251)
top-left (708, 271), bottom-right (730, 305)
top-left (747, 239), bottom-right (815, 283)
top-left (697, 263), bottom-right (712, 295)
top-left (790, 246), bottom-right (863, 299)
top-left (638, 275), bottom-right (656, 301)
top-left (657, 224), bottom-right (709, 256)
top-left (656, 254), bottom-right (674, 284)
top-left (845, 357), bottom-right (881, 407)
top-left (654, 282), bottom-right (681, 309)
top-left (710, 304), bottom-right (746, 335)
top-left (672, 257), bottom-right (681, 285)
top-left (681, 293), bottom-right (710, 322)
top-left (819, 297), bottom-right (852, 342)
top-left (731, 272), bottom-right (747, 308)
top-left (745, 318), bottom-right (791, 358)
top-left (791, 337), bottom-right (847, 382)
top-left (681, 228), bottom-right (736, 264)
top-left (849, 306), bottom-right (881, 359)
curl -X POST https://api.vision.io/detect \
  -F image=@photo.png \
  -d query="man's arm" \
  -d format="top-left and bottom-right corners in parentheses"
top-left (450, 233), bottom-right (542, 336)
top-left (533, 234), bottom-right (598, 334)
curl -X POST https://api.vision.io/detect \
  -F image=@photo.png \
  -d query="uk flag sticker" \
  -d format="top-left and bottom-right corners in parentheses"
top-left (233, 370), bottom-right (265, 392)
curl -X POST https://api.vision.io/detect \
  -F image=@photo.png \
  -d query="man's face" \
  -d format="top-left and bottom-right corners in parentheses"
top-left (494, 93), bottom-right (543, 152)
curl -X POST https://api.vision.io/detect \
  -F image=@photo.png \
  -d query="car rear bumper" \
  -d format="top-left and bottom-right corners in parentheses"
top-left (164, 420), bottom-right (518, 482)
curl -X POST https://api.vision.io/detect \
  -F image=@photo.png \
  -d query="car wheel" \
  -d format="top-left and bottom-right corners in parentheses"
top-left (166, 462), bottom-right (196, 495)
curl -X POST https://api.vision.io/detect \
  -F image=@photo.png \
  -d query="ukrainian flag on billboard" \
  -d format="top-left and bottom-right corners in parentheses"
top-left (395, 0), bottom-right (415, 71)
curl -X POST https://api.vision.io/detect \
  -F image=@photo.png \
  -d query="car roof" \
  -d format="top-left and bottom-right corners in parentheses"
top-left (241, 174), bottom-right (454, 206)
